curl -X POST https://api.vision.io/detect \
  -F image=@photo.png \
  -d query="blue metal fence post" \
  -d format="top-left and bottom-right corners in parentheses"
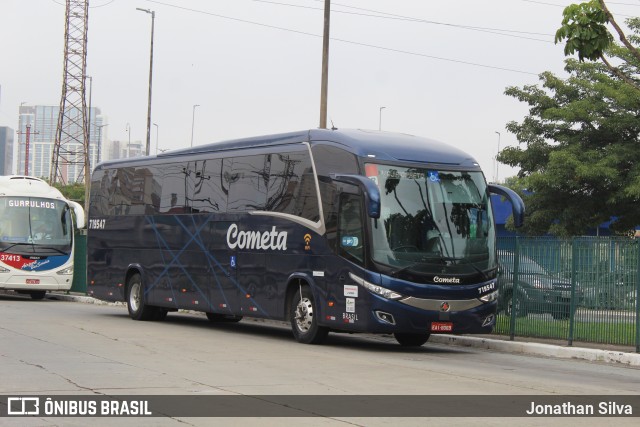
top-left (568, 237), bottom-right (577, 347)
top-left (509, 236), bottom-right (520, 341)
top-left (635, 239), bottom-right (640, 353)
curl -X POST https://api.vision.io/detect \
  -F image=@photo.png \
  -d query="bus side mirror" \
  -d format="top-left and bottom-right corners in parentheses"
top-left (330, 174), bottom-right (381, 219)
top-left (68, 201), bottom-right (86, 229)
top-left (488, 184), bottom-right (525, 228)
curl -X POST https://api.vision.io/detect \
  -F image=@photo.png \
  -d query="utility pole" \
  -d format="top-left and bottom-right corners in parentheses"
top-left (136, 8), bottom-right (155, 156)
top-left (319, 0), bottom-right (330, 129)
top-left (17, 125), bottom-right (39, 176)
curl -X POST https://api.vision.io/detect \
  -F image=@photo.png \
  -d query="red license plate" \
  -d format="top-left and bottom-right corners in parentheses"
top-left (26, 279), bottom-right (40, 285)
top-left (430, 322), bottom-right (453, 332)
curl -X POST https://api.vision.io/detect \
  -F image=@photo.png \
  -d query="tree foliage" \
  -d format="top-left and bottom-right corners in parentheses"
top-left (555, 0), bottom-right (612, 61)
top-left (555, 0), bottom-right (640, 90)
top-left (499, 42), bottom-right (640, 235)
top-left (53, 183), bottom-right (85, 207)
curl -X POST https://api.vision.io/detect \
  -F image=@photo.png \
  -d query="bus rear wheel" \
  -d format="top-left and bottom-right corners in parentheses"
top-left (394, 333), bottom-right (430, 347)
top-left (290, 285), bottom-right (328, 344)
top-left (126, 273), bottom-right (160, 321)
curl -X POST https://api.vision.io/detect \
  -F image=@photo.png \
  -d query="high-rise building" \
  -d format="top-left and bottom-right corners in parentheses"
top-left (0, 126), bottom-right (14, 175)
top-left (17, 105), bottom-right (104, 183)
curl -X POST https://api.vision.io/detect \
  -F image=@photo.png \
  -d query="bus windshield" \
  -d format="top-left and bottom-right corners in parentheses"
top-left (0, 197), bottom-right (73, 255)
top-left (368, 164), bottom-right (495, 279)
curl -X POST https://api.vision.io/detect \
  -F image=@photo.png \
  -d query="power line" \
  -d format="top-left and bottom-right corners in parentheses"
top-left (144, 0), bottom-right (539, 75)
top-left (251, 0), bottom-right (554, 42)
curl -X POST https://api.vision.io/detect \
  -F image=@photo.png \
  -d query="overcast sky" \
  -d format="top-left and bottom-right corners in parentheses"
top-left (1, 0), bottom-right (639, 181)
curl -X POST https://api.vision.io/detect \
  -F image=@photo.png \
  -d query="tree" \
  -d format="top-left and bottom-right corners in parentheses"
top-left (498, 26), bottom-right (640, 235)
top-left (53, 182), bottom-right (85, 208)
top-left (555, 0), bottom-right (640, 90)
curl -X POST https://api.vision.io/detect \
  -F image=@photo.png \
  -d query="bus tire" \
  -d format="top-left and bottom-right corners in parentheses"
top-left (206, 313), bottom-right (243, 323)
top-left (290, 285), bottom-right (328, 344)
top-left (126, 273), bottom-right (157, 321)
top-left (29, 291), bottom-right (46, 300)
top-left (394, 333), bottom-right (430, 347)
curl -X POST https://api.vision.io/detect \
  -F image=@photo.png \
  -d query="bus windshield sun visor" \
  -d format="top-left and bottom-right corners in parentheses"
top-left (330, 174), bottom-right (381, 219)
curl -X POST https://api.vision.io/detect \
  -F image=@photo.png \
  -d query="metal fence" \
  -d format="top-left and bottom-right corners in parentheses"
top-left (495, 236), bottom-right (640, 352)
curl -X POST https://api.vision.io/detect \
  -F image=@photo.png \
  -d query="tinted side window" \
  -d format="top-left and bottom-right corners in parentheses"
top-left (89, 168), bottom-right (106, 216)
top-left (312, 145), bottom-right (359, 176)
top-left (107, 167), bottom-right (135, 215)
top-left (159, 162), bottom-right (190, 214)
top-left (228, 155), bottom-right (269, 212)
top-left (191, 158), bottom-right (228, 213)
top-left (267, 151), bottom-right (319, 222)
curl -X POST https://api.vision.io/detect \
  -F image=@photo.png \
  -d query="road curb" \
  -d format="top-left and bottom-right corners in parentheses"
top-left (50, 292), bottom-right (640, 366)
top-left (430, 334), bottom-right (640, 367)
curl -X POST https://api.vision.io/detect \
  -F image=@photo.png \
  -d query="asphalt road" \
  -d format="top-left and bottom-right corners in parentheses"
top-left (0, 293), bottom-right (639, 427)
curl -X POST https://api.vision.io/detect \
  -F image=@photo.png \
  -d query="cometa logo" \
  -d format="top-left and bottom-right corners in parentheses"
top-left (433, 276), bottom-right (461, 284)
top-left (226, 224), bottom-right (288, 251)
top-left (304, 233), bottom-right (312, 251)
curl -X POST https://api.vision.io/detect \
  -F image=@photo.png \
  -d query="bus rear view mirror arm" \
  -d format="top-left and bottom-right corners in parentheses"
top-left (330, 174), bottom-right (381, 219)
top-left (488, 184), bottom-right (525, 228)
top-left (68, 200), bottom-right (86, 229)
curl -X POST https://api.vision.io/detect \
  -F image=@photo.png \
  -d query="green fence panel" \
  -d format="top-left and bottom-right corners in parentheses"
top-left (71, 231), bottom-right (87, 293)
top-left (495, 236), bottom-right (638, 351)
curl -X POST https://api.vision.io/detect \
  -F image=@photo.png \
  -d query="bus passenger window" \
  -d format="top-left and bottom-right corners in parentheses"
top-left (338, 194), bottom-right (364, 264)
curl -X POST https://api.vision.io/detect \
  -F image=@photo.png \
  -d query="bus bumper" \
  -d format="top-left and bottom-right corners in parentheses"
top-left (325, 294), bottom-right (497, 335)
top-left (0, 272), bottom-right (73, 292)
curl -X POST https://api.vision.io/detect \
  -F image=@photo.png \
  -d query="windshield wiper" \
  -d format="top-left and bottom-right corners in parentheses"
top-left (1, 242), bottom-right (34, 252)
top-left (389, 255), bottom-right (454, 277)
top-left (36, 246), bottom-right (69, 256)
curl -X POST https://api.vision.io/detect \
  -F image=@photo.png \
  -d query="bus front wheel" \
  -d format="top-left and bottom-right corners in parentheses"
top-left (126, 273), bottom-right (159, 321)
top-left (394, 333), bottom-right (430, 347)
top-left (29, 291), bottom-right (46, 300)
top-left (290, 285), bottom-right (328, 344)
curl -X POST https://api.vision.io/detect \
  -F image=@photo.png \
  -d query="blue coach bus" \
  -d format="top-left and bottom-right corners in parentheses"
top-left (87, 129), bottom-right (524, 346)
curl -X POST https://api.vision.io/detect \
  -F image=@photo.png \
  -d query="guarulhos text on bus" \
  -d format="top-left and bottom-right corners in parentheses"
top-left (226, 224), bottom-right (288, 251)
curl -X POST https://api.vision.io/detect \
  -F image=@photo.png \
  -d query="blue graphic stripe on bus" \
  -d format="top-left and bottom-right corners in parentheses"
top-left (174, 214), bottom-right (268, 316)
top-left (21, 254), bottom-right (71, 271)
top-left (145, 215), bottom-right (213, 310)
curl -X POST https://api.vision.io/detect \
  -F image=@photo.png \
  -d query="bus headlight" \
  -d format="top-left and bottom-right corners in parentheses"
top-left (479, 290), bottom-right (498, 303)
top-left (0, 266), bottom-right (8, 273)
top-left (349, 272), bottom-right (405, 300)
top-left (57, 265), bottom-right (74, 275)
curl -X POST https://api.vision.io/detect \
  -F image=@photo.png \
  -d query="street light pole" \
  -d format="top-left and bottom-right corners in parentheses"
top-left (379, 106), bottom-right (386, 131)
top-left (494, 131), bottom-right (501, 183)
top-left (136, 7), bottom-right (155, 156)
top-left (153, 123), bottom-right (159, 155)
top-left (191, 104), bottom-right (200, 147)
top-left (319, 0), bottom-right (331, 129)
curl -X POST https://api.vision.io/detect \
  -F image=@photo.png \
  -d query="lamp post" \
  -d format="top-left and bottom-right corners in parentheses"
top-left (153, 123), bottom-right (159, 155)
top-left (190, 104), bottom-right (200, 147)
top-left (379, 106), bottom-right (386, 131)
top-left (136, 7), bottom-right (155, 156)
top-left (494, 131), bottom-right (501, 183)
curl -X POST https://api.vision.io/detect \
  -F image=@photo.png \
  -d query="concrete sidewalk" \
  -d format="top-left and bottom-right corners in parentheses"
top-left (47, 292), bottom-right (640, 367)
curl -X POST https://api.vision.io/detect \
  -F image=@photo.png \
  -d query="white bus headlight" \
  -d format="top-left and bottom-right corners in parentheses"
top-left (0, 266), bottom-right (8, 273)
top-left (349, 272), bottom-right (405, 300)
top-left (479, 290), bottom-right (498, 303)
top-left (57, 265), bottom-right (74, 275)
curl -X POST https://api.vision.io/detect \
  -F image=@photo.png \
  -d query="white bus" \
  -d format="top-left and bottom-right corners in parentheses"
top-left (0, 175), bottom-right (85, 299)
